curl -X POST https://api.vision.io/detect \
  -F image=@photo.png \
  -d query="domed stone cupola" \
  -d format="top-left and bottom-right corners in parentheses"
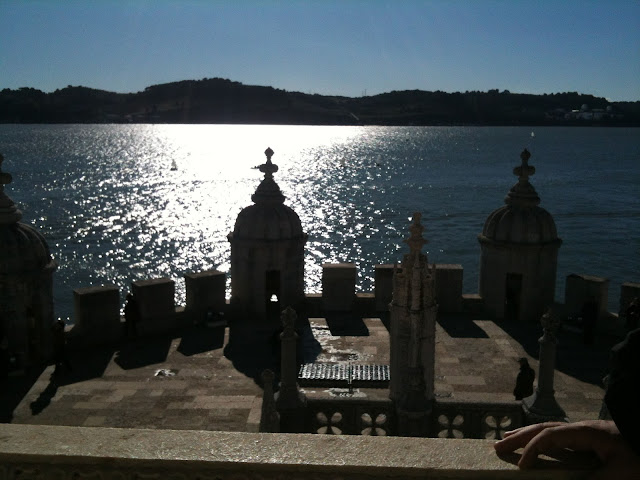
top-left (478, 149), bottom-right (561, 322)
top-left (0, 153), bottom-right (57, 371)
top-left (227, 148), bottom-right (307, 329)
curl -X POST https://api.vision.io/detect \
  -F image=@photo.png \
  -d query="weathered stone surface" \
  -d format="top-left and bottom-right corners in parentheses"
top-left (0, 423), bottom-right (594, 479)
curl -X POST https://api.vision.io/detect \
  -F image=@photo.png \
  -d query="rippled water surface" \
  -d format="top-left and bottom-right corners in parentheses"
top-left (1, 124), bottom-right (638, 319)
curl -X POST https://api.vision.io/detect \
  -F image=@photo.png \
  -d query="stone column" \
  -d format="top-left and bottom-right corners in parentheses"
top-left (523, 308), bottom-right (567, 423)
top-left (275, 307), bottom-right (306, 432)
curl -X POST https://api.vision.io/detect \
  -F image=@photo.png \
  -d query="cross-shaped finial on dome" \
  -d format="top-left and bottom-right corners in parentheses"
top-left (513, 148), bottom-right (535, 183)
top-left (404, 212), bottom-right (427, 256)
top-left (258, 147), bottom-right (278, 180)
top-left (505, 148), bottom-right (540, 207)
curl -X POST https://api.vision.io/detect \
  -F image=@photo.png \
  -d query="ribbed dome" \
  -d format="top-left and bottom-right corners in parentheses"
top-left (234, 202), bottom-right (303, 240)
top-left (0, 153), bottom-right (56, 274)
top-left (0, 223), bottom-right (55, 274)
top-left (231, 147), bottom-right (304, 241)
top-left (482, 205), bottom-right (558, 244)
top-left (480, 149), bottom-right (560, 245)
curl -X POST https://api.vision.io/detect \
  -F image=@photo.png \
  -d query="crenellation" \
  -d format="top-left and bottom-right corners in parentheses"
top-left (131, 277), bottom-right (179, 335)
top-left (321, 263), bottom-right (357, 311)
top-left (435, 264), bottom-right (463, 313)
top-left (56, 263), bottom-right (635, 348)
top-left (564, 273), bottom-right (611, 331)
top-left (373, 264), bottom-right (395, 312)
top-left (70, 285), bottom-right (121, 346)
top-left (184, 269), bottom-right (226, 323)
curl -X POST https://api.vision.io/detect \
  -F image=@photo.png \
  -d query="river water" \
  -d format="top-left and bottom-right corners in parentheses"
top-left (1, 124), bottom-right (638, 320)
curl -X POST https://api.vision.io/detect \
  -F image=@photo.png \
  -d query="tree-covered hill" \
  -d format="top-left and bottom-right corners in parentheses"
top-left (1, 78), bottom-right (638, 125)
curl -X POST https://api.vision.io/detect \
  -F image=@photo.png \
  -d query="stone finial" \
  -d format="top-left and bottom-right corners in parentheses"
top-left (505, 149), bottom-right (540, 208)
top-left (281, 306), bottom-right (297, 335)
top-left (404, 212), bottom-right (427, 256)
top-left (0, 153), bottom-right (23, 224)
top-left (514, 148), bottom-right (535, 183)
top-left (252, 147), bottom-right (285, 204)
top-left (540, 306), bottom-right (561, 339)
top-left (259, 147), bottom-right (278, 180)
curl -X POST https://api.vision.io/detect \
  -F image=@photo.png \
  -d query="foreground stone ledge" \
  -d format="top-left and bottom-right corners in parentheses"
top-left (0, 424), bottom-right (592, 479)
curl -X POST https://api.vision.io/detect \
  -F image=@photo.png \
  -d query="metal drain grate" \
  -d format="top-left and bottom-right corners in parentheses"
top-left (298, 363), bottom-right (390, 388)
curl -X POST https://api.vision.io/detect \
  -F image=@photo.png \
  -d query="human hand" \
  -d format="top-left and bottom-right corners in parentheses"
top-left (494, 420), bottom-right (640, 478)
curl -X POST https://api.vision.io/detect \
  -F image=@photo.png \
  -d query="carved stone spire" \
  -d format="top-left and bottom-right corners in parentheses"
top-left (404, 212), bottom-right (427, 260)
top-left (0, 153), bottom-right (23, 224)
top-left (251, 147), bottom-right (285, 204)
top-left (505, 149), bottom-right (540, 208)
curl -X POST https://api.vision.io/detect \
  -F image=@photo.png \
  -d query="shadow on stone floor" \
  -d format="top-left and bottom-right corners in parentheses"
top-left (493, 317), bottom-right (617, 387)
top-left (224, 321), bottom-right (321, 386)
top-left (0, 367), bottom-right (43, 423)
top-left (51, 346), bottom-right (116, 387)
top-left (29, 374), bottom-right (58, 416)
top-left (437, 314), bottom-right (490, 339)
top-left (177, 324), bottom-right (225, 356)
top-left (324, 313), bottom-right (369, 336)
top-left (114, 336), bottom-right (172, 370)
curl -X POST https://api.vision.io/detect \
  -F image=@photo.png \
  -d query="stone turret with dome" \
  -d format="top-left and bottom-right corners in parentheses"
top-left (0, 153), bottom-right (57, 370)
top-left (478, 149), bottom-right (561, 322)
top-left (227, 148), bottom-right (307, 330)
top-left (232, 148), bottom-right (305, 241)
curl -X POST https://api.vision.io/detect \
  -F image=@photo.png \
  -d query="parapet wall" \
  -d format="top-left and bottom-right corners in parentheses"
top-left (68, 264), bottom-right (639, 347)
top-left (0, 423), bottom-right (588, 479)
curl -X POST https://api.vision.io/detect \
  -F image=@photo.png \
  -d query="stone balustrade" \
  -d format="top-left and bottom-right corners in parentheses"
top-left (303, 396), bottom-right (523, 439)
top-left (0, 423), bottom-right (592, 479)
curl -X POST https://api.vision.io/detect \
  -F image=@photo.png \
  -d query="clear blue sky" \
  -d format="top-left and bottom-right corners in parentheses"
top-left (1, 0), bottom-right (639, 101)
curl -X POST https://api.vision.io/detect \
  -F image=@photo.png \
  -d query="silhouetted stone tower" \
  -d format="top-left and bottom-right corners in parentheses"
top-left (228, 148), bottom-right (307, 331)
top-left (389, 213), bottom-right (438, 436)
top-left (0, 153), bottom-right (57, 371)
top-left (478, 149), bottom-right (561, 322)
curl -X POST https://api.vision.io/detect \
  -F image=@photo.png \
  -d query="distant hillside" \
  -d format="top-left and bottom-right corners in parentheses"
top-left (1, 78), bottom-right (639, 125)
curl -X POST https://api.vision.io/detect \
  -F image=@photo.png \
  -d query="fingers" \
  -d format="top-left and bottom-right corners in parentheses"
top-left (518, 423), bottom-right (613, 469)
top-left (494, 422), bottom-right (565, 454)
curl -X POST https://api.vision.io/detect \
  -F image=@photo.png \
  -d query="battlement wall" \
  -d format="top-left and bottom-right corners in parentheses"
top-left (68, 264), bottom-right (639, 348)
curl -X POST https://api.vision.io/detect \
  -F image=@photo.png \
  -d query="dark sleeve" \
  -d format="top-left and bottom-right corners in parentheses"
top-left (604, 328), bottom-right (640, 457)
